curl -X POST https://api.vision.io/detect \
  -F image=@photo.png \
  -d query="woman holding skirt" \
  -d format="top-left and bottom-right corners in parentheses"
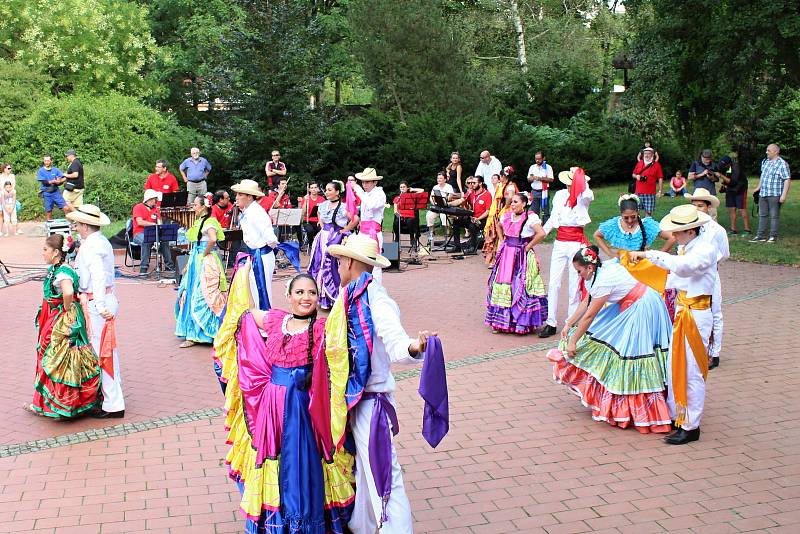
top-left (307, 181), bottom-right (358, 309)
top-left (485, 192), bottom-right (548, 334)
top-left (547, 245), bottom-right (673, 433)
top-left (220, 272), bottom-right (355, 533)
top-left (175, 193), bottom-right (227, 348)
top-left (27, 234), bottom-right (101, 418)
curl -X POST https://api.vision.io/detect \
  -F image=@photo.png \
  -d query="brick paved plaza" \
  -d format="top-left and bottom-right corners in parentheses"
top-left (1, 226), bottom-right (799, 533)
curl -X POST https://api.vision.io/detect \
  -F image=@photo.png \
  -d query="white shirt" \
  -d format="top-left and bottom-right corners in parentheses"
top-left (356, 186), bottom-right (386, 224)
top-left (505, 211), bottom-right (542, 238)
top-left (239, 201), bottom-right (278, 249)
top-left (527, 163), bottom-right (554, 191)
top-left (475, 156), bottom-right (502, 197)
top-left (75, 231), bottom-right (115, 314)
top-left (365, 282), bottom-right (420, 393)
top-left (699, 219), bottom-right (730, 264)
top-left (588, 262), bottom-right (638, 303)
top-left (543, 187), bottom-right (594, 234)
top-left (431, 183), bottom-right (454, 200)
top-left (646, 236), bottom-right (716, 298)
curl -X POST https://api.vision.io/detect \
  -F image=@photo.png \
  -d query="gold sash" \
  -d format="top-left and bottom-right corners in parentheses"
top-left (672, 290), bottom-right (711, 427)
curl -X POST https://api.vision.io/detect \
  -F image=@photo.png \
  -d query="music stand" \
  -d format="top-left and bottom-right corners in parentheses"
top-left (269, 208), bottom-right (303, 244)
top-left (161, 191), bottom-right (188, 208)
top-left (395, 192), bottom-right (427, 256)
top-left (429, 191), bottom-right (454, 251)
top-left (142, 223), bottom-right (179, 278)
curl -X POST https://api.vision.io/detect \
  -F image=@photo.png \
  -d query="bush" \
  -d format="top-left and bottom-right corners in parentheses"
top-left (0, 60), bottom-right (53, 148)
top-left (4, 93), bottom-right (213, 173)
top-left (15, 162), bottom-right (149, 222)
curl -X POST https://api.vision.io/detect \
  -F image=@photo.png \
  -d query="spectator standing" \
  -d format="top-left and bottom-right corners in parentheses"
top-left (0, 162), bottom-right (16, 231)
top-left (446, 151), bottom-right (464, 194)
top-left (265, 150), bottom-right (286, 189)
top-left (719, 155), bottom-right (751, 235)
top-left (688, 149), bottom-right (720, 194)
top-left (1, 180), bottom-right (20, 235)
top-left (179, 147), bottom-right (212, 204)
top-left (63, 149), bottom-right (85, 208)
top-left (37, 154), bottom-right (73, 220)
top-left (750, 143), bottom-right (791, 243)
top-left (631, 147), bottom-right (664, 216)
top-left (527, 151), bottom-right (554, 215)
top-left (474, 150), bottom-right (502, 197)
top-left (144, 160), bottom-right (180, 203)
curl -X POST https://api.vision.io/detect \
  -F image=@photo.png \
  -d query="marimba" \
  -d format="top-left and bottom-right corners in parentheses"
top-left (161, 206), bottom-right (196, 228)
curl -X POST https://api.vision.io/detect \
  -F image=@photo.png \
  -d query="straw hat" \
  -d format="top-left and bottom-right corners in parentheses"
top-left (557, 167), bottom-right (591, 186)
top-left (143, 189), bottom-right (160, 203)
top-left (658, 204), bottom-right (711, 233)
top-left (231, 179), bottom-right (265, 197)
top-left (66, 204), bottom-right (111, 227)
top-left (327, 233), bottom-right (391, 268)
top-left (355, 167), bottom-right (383, 182)
top-left (685, 187), bottom-right (720, 208)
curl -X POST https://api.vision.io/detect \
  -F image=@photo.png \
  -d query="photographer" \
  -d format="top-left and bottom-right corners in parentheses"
top-left (688, 148), bottom-right (720, 195)
top-left (630, 147), bottom-right (664, 216)
top-left (719, 154), bottom-right (751, 235)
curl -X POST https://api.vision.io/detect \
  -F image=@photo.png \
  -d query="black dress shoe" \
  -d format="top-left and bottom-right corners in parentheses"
top-left (538, 325), bottom-right (557, 338)
top-left (664, 427), bottom-right (700, 445)
top-left (708, 357), bottom-right (720, 370)
top-left (90, 409), bottom-right (125, 419)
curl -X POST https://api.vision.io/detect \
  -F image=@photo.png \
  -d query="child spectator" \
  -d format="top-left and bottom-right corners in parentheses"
top-left (636, 141), bottom-right (661, 162)
top-left (668, 170), bottom-right (687, 197)
top-left (1, 180), bottom-right (21, 236)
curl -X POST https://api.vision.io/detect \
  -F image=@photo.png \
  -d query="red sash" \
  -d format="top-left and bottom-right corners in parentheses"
top-left (556, 226), bottom-right (588, 244)
top-left (619, 282), bottom-right (647, 313)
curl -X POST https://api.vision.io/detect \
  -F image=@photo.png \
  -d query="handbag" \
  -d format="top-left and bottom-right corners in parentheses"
top-left (64, 181), bottom-right (76, 192)
top-left (44, 184), bottom-right (59, 194)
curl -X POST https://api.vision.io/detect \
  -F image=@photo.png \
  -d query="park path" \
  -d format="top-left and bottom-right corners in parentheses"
top-left (1, 223), bottom-right (799, 533)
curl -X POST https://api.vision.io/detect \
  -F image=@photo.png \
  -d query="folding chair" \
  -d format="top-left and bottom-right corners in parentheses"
top-left (124, 218), bottom-right (141, 267)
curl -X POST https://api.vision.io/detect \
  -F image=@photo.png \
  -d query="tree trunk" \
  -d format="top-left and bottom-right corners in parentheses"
top-left (335, 79), bottom-right (342, 105)
top-left (508, 0), bottom-right (533, 102)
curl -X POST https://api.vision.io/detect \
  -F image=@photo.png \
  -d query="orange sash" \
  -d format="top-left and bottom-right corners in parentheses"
top-left (99, 318), bottom-right (117, 379)
top-left (619, 251), bottom-right (668, 294)
top-left (672, 291), bottom-right (711, 427)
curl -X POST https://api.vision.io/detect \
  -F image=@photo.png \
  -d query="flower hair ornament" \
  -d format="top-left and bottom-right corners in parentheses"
top-left (579, 246), bottom-right (599, 265)
top-left (62, 235), bottom-right (74, 253)
top-left (203, 192), bottom-right (214, 208)
top-left (618, 193), bottom-right (640, 207)
top-left (503, 165), bottom-right (515, 176)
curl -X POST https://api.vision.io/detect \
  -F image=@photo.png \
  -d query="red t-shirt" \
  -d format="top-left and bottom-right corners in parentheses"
top-left (632, 161), bottom-right (664, 195)
top-left (263, 191), bottom-right (292, 210)
top-left (144, 172), bottom-right (180, 195)
top-left (211, 203), bottom-right (234, 229)
top-left (463, 189), bottom-right (477, 211)
top-left (131, 203), bottom-right (159, 237)
top-left (472, 190), bottom-right (492, 219)
top-left (298, 194), bottom-right (324, 222)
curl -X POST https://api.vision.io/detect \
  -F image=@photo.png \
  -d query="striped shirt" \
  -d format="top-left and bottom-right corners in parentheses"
top-left (760, 157), bottom-right (790, 197)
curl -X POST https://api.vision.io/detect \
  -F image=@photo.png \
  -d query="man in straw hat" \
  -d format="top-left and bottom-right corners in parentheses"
top-left (67, 205), bottom-right (126, 418)
top-left (229, 178), bottom-right (280, 310)
top-left (326, 233), bottom-right (434, 533)
top-left (538, 167), bottom-right (594, 338)
top-left (350, 167), bottom-right (387, 282)
top-left (686, 188), bottom-right (729, 370)
top-left (630, 204), bottom-right (716, 444)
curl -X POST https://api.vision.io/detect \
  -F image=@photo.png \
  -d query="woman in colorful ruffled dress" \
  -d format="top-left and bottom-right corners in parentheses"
top-left (593, 194), bottom-right (675, 294)
top-left (485, 192), bottom-right (548, 334)
top-left (26, 234), bottom-right (101, 418)
top-left (482, 168), bottom-right (519, 266)
top-left (175, 193), bottom-right (227, 348)
top-left (307, 181), bottom-right (358, 309)
top-left (547, 245), bottom-right (673, 433)
top-left (220, 272), bottom-right (354, 533)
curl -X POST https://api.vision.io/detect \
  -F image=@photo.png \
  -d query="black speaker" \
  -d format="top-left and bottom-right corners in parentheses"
top-left (382, 242), bottom-right (400, 271)
top-left (174, 252), bottom-right (190, 284)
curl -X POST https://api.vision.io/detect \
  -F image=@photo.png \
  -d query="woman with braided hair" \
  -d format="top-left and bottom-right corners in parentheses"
top-left (220, 272), bottom-right (355, 533)
top-left (175, 192), bottom-right (227, 348)
top-left (485, 192), bottom-right (548, 334)
top-left (547, 245), bottom-right (673, 433)
top-left (593, 194), bottom-right (675, 294)
top-left (25, 234), bottom-right (101, 418)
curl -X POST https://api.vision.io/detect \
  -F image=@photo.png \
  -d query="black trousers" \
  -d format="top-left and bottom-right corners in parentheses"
top-left (303, 222), bottom-right (319, 249)
top-left (452, 217), bottom-right (478, 250)
top-left (393, 216), bottom-right (420, 247)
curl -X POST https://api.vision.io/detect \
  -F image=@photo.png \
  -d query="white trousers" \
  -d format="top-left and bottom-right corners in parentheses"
top-left (373, 231), bottom-right (384, 285)
top-left (348, 395), bottom-right (413, 534)
top-left (710, 271), bottom-right (723, 358)
top-left (247, 252), bottom-right (275, 309)
top-left (87, 295), bottom-right (125, 413)
top-left (667, 307), bottom-right (712, 431)
top-left (425, 210), bottom-right (448, 229)
top-left (545, 239), bottom-right (583, 327)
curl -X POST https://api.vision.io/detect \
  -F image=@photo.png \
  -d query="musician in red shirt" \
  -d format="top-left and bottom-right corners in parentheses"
top-left (144, 160), bottom-right (180, 205)
top-left (298, 182), bottom-right (324, 247)
top-left (211, 190), bottom-right (234, 229)
top-left (392, 181), bottom-right (426, 248)
top-left (131, 189), bottom-right (175, 274)
top-left (455, 176), bottom-right (492, 253)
